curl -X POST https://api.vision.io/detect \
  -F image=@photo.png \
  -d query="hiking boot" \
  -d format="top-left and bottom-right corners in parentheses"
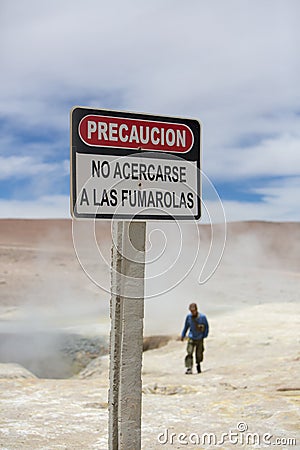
top-left (185, 368), bottom-right (192, 375)
top-left (197, 363), bottom-right (201, 373)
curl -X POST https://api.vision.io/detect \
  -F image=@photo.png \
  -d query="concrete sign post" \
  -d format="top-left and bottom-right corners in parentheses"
top-left (70, 107), bottom-right (201, 449)
top-left (109, 221), bottom-right (146, 449)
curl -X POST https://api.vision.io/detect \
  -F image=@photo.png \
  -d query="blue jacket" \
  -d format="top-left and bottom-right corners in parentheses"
top-left (181, 313), bottom-right (209, 340)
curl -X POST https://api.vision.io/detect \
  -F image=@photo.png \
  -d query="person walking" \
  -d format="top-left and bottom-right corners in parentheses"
top-left (181, 303), bottom-right (209, 374)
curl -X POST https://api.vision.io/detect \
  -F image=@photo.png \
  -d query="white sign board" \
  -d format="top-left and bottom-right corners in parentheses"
top-left (71, 107), bottom-right (201, 220)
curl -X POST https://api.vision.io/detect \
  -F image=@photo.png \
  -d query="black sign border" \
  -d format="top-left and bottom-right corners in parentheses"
top-left (70, 106), bottom-right (201, 221)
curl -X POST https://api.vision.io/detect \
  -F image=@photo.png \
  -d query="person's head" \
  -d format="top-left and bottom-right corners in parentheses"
top-left (189, 303), bottom-right (198, 317)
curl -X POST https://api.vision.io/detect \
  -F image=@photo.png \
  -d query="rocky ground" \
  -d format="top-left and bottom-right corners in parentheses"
top-left (0, 220), bottom-right (299, 449)
top-left (1, 302), bottom-right (299, 450)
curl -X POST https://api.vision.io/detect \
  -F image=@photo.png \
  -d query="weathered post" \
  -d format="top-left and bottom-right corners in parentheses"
top-left (109, 220), bottom-right (146, 450)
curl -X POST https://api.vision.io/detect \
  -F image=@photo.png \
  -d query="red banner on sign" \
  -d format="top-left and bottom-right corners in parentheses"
top-left (78, 115), bottom-right (194, 153)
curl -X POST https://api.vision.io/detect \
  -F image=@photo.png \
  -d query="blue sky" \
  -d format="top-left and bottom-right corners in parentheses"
top-left (0, 0), bottom-right (299, 221)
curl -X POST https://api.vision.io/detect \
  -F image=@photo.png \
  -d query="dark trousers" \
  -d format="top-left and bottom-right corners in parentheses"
top-left (185, 338), bottom-right (204, 369)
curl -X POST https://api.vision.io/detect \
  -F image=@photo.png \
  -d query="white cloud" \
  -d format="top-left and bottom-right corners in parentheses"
top-left (1, 1), bottom-right (299, 127)
top-left (0, 0), bottom-right (300, 220)
top-left (207, 133), bottom-right (300, 181)
top-left (0, 195), bottom-right (70, 219)
top-left (220, 177), bottom-right (300, 222)
top-left (0, 156), bottom-right (69, 180)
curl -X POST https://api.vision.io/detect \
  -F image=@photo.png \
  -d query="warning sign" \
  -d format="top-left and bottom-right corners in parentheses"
top-left (70, 107), bottom-right (201, 220)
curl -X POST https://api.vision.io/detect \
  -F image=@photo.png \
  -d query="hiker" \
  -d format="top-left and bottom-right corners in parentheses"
top-left (181, 303), bottom-right (209, 374)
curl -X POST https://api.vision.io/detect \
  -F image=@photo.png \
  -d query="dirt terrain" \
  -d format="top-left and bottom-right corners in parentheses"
top-left (0, 219), bottom-right (299, 449)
